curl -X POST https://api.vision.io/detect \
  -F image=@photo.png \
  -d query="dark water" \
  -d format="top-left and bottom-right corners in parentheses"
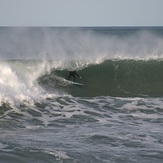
top-left (1, 96), bottom-right (163, 163)
top-left (50, 59), bottom-right (163, 97)
top-left (0, 27), bottom-right (163, 163)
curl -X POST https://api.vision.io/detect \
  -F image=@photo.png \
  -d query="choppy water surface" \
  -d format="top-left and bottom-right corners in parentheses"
top-left (0, 96), bottom-right (163, 163)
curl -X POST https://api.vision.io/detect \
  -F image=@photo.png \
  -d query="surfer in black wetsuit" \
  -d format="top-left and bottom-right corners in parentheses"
top-left (68, 71), bottom-right (81, 82)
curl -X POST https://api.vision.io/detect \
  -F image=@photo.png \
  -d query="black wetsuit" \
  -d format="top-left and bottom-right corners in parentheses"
top-left (68, 71), bottom-right (80, 82)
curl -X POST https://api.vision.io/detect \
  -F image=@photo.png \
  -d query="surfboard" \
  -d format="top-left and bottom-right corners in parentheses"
top-left (71, 81), bottom-right (84, 86)
top-left (54, 75), bottom-right (84, 86)
top-left (67, 80), bottom-right (84, 86)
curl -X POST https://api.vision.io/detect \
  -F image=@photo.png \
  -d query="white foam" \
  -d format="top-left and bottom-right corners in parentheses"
top-left (0, 62), bottom-right (57, 106)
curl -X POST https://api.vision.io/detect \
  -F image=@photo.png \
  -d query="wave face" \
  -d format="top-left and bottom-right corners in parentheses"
top-left (41, 59), bottom-right (163, 97)
top-left (0, 27), bottom-right (163, 105)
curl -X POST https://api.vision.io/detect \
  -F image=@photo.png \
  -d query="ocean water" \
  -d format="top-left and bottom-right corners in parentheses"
top-left (0, 27), bottom-right (163, 163)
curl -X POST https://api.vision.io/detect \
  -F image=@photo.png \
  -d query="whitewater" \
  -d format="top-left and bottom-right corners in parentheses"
top-left (0, 27), bottom-right (163, 163)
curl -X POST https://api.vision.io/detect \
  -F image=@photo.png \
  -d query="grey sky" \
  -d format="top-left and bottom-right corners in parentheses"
top-left (0, 0), bottom-right (163, 26)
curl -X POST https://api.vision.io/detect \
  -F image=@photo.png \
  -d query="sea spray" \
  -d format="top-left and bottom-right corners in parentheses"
top-left (0, 27), bottom-right (163, 61)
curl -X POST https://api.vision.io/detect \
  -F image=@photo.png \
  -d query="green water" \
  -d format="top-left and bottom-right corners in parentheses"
top-left (47, 59), bottom-right (163, 97)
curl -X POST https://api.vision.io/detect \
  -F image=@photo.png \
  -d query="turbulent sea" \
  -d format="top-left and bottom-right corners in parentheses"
top-left (0, 27), bottom-right (163, 163)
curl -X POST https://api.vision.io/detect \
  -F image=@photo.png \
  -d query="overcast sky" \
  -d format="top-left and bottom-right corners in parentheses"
top-left (0, 0), bottom-right (163, 26)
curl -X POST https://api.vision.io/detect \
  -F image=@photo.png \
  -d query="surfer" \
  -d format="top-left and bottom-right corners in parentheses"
top-left (68, 71), bottom-right (81, 82)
